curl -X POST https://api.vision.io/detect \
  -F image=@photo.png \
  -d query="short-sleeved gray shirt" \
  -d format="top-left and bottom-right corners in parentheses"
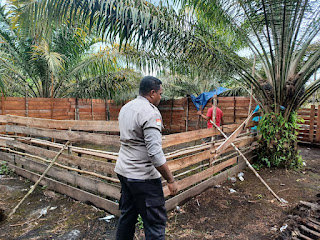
top-left (114, 96), bottom-right (166, 179)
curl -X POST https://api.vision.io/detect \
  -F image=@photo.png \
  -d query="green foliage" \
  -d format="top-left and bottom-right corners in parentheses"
top-left (137, 214), bottom-right (144, 229)
top-left (0, 162), bottom-right (13, 175)
top-left (257, 112), bottom-right (303, 168)
top-left (251, 163), bottom-right (263, 171)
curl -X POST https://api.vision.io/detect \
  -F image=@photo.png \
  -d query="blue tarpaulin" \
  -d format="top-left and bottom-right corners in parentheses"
top-left (190, 87), bottom-right (229, 111)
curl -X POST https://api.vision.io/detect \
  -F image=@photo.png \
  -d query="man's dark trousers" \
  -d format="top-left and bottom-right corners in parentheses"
top-left (116, 174), bottom-right (167, 240)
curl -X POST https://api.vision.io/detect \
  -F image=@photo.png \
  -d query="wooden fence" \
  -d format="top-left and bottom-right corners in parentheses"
top-left (298, 105), bottom-right (320, 144)
top-left (0, 114), bottom-right (258, 216)
top-left (0, 96), bottom-right (255, 134)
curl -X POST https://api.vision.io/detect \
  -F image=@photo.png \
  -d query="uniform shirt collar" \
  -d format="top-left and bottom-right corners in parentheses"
top-left (137, 95), bottom-right (156, 108)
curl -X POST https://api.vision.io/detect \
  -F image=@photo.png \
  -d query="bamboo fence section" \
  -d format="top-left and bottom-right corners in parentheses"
top-left (0, 111), bottom-right (258, 216)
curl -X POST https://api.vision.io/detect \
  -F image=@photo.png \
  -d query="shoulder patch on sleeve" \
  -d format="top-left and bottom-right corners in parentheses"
top-left (156, 119), bottom-right (162, 127)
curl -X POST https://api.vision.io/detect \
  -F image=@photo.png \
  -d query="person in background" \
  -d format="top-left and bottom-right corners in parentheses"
top-left (197, 98), bottom-right (224, 142)
top-left (115, 76), bottom-right (178, 240)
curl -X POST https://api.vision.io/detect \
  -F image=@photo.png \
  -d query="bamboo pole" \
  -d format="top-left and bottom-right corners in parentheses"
top-left (210, 120), bottom-right (287, 204)
top-left (8, 141), bottom-right (70, 219)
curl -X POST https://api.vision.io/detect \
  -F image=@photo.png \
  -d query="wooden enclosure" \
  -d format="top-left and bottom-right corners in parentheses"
top-left (0, 113), bottom-right (258, 216)
top-left (298, 105), bottom-right (320, 144)
top-left (0, 96), bottom-right (256, 134)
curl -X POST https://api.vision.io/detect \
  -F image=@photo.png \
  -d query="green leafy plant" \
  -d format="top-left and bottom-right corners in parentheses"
top-left (252, 163), bottom-right (264, 171)
top-left (257, 111), bottom-right (303, 168)
top-left (0, 162), bottom-right (13, 175)
top-left (137, 214), bottom-right (144, 229)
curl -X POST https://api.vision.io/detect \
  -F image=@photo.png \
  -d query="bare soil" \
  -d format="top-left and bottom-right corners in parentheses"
top-left (0, 145), bottom-right (319, 240)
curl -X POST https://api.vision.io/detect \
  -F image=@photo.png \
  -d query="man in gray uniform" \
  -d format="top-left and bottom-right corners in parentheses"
top-left (115, 76), bottom-right (178, 240)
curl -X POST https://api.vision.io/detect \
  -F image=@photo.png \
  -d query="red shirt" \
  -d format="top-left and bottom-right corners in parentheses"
top-left (206, 107), bottom-right (223, 128)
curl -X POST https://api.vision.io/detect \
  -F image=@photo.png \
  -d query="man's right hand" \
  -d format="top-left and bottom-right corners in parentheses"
top-left (168, 181), bottom-right (178, 196)
top-left (197, 111), bottom-right (202, 116)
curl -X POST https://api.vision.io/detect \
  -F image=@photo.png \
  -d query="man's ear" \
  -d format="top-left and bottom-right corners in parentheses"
top-left (150, 90), bottom-right (155, 98)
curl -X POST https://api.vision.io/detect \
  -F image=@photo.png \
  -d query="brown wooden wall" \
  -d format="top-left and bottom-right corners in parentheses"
top-left (297, 105), bottom-right (320, 143)
top-left (0, 96), bottom-right (255, 133)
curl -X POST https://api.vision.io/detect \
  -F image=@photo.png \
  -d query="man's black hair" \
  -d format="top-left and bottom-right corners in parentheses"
top-left (139, 76), bottom-right (162, 96)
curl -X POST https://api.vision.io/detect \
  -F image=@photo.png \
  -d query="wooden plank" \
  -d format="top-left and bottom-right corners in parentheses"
top-left (164, 156), bottom-right (238, 196)
top-left (5, 153), bottom-right (121, 199)
top-left (162, 123), bottom-right (239, 148)
top-left (165, 156), bottom-right (250, 211)
top-left (6, 125), bottom-right (120, 146)
top-left (215, 112), bottom-right (255, 157)
top-left (18, 138), bottom-right (118, 161)
top-left (6, 140), bottom-right (117, 175)
top-left (5, 115), bottom-right (119, 132)
top-left (167, 136), bottom-right (255, 172)
top-left (0, 125), bottom-right (5, 133)
top-left (316, 105), bottom-right (320, 142)
top-left (309, 105), bottom-right (315, 142)
top-left (7, 163), bottom-right (120, 216)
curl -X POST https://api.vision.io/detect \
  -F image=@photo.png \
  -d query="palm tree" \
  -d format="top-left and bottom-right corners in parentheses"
top-left (14, 0), bottom-right (320, 167)
top-left (0, 2), bottom-right (142, 100)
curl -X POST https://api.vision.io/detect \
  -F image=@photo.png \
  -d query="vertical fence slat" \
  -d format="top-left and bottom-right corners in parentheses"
top-left (1, 93), bottom-right (4, 115)
top-left (309, 105), bottom-right (315, 142)
top-left (316, 105), bottom-right (320, 142)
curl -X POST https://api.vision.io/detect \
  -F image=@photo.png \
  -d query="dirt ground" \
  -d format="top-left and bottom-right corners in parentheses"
top-left (0, 145), bottom-right (319, 240)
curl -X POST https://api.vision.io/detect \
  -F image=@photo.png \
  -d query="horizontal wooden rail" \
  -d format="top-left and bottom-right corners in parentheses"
top-left (0, 151), bottom-right (121, 200)
top-left (162, 123), bottom-right (240, 148)
top-left (165, 156), bottom-right (250, 211)
top-left (164, 149), bottom-right (254, 197)
top-left (167, 135), bottom-right (255, 172)
top-left (8, 163), bottom-right (120, 216)
top-left (3, 139), bottom-right (116, 176)
top-left (3, 114), bottom-right (119, 132)
top-left (6, 125), bottom-right (120, 146)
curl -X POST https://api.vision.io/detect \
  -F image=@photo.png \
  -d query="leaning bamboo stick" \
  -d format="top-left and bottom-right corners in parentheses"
top-left (8, 141), bottom-right (70, 219)
top-left (0, 147), bottom-right (119, 183)
top-left (211, 120), bottom-right (287, 204)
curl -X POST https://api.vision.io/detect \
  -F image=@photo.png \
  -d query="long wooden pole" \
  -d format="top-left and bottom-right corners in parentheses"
top-left (8, 141), bottom-right (70, 219)
top-left (211, 120), bottom-right (287, 204)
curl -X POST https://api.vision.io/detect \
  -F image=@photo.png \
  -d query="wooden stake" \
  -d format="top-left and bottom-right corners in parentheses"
top-left (211, 120), bottom-right (287, 204)
top-left (8, 141), bottom-right (70, 219)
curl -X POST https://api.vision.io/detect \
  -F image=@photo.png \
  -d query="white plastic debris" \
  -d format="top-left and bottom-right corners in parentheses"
top-left (229, 188), bottom-right (237, 193)
top-left (99, 215), bottom-right (115, 222)
top-left (237, 172), bottom-right (244, 181)
top-left (280, 224), bottom-right (288, 232)
top-left (229, 177), bottom-right (237, 183)
top-left (280, 198), bottom-right (288, 204)
top-left (271, 226), bottom-right (278, 231)
top-left (49, 206), bottom-right (57, 211)
top-left (214, 185), bottom-right (221, 188)
top-left (302, 161), bottom-right (306, 166)
top-left (175, 205), bottom-right (181, 213)
top-left (39, 206), bottom-right (50, 217)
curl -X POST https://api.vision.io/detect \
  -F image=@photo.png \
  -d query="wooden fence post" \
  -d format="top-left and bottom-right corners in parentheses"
top-left (185, 96), bottom-right (189, 132)
top-left (233, 96), bottom-right (236, 123)
top-left (91, 99), bottom-right (94, 120)
top-left (309, 105), bottom-right (315, 142)
top-left (316, 105), bottom-right (320, 142)
top-left (1, 92), bottom-right (4, 115)
top-left (25, 85), bottom-right (28, 117)
top-left (75, 98), bottom-right (79, 120)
